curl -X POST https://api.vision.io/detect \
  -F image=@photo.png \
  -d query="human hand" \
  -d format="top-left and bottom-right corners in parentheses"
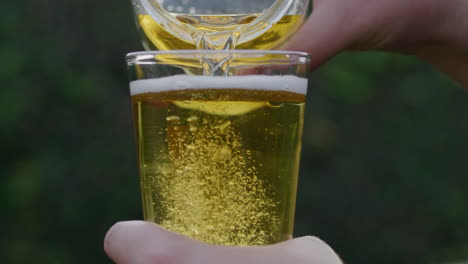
top-left (285, 0), bottom-right (468, 86)
top-left (104, 221), bottom-right (343, 264)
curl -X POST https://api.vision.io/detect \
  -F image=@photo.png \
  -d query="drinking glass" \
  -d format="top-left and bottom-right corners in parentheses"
top-left (127, 50), bottom-right (310, 245)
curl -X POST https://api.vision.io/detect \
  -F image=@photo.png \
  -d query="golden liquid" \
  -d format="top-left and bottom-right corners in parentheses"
top-left (136, 14), bottom-right (304, 50)
top-left (133, 88), bottom-right (305, 245)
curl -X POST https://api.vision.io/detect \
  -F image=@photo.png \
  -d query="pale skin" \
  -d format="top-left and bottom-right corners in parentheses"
top-left (104, 1), bottom-right (468, 263)
top-left (284, 0), bottom-right (468, 87)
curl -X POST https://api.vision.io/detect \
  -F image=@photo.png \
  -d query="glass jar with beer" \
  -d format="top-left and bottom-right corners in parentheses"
top-left (131, 0), bottom-right (310, 50)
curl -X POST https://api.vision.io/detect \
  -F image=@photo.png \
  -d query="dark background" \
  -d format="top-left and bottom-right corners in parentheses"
top-left (2, 1), bottom-right (468, 263)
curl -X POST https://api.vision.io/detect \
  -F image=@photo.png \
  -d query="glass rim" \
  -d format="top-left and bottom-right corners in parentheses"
top-left (126, 50), bottom-right (310, 62)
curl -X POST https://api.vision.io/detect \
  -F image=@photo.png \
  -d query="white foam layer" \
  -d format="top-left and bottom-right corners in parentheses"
top-left (130, 75), bottom-right (308, 95)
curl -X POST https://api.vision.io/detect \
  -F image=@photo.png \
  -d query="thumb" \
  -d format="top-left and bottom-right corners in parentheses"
top-left (104, 221), bottom-right (342, 264)
top-left (284, 3), bottom-right (355, 69)
top-left (104, 221), bottom-right (201, 264)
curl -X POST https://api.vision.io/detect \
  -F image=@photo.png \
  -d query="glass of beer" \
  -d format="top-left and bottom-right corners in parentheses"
top-left (126, 50), bottom-right (310, 246)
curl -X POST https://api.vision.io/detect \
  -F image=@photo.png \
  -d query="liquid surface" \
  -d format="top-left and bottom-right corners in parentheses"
top-left (132, 76), bottom-right (306, 245)
top-left (136, 14), bottom-right (304, 50)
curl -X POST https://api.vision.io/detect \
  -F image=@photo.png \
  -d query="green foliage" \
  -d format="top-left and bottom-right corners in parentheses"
top-left (2, 1), bottom-right (468, 264)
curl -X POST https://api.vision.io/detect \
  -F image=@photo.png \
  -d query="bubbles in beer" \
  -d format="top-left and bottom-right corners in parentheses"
top-left (152, 116), bottom-right (280, 245)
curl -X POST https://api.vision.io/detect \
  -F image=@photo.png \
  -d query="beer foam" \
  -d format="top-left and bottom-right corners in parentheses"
top-left (130, 75), bottom-right (308, 95)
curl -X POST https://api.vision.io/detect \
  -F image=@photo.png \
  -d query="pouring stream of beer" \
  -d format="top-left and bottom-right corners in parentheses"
top-left (139, 0), bottom-right (296, 75)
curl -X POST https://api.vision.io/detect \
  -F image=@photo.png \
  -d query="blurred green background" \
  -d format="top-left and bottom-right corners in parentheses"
top-left (2, 1), bottom-right (468, 264)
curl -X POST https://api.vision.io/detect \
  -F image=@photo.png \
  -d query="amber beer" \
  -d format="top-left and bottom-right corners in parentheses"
top-left (136, 14), bottom-right (304, 50)
top-left (131, 74), bottom-right (307, 245)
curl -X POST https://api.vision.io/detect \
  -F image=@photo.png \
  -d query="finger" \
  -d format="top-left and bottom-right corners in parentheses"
top-left (104, 221), bottom-right (201, 264)
top-left (104, 221), bottom-right (258, 264)
top-left (279, 236), bottom-right (343, 264)
top-left (104, 221), bottom-right (259, 264)
top-left (283, 3), bottom-right (355, 69)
